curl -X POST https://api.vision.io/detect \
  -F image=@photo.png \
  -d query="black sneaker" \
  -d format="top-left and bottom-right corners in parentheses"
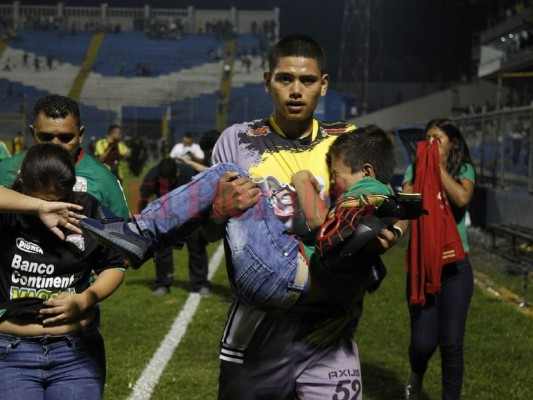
top-left (80, 218), bottom-right (154, 269)
top-left (375, 193), bottom-right (428, 220)
top-left (95, 204), bottom-right (126, 224)
top-left (315, 196), bottom-right (386, 259)
top-left (318, 214), bottom-right (387, 273)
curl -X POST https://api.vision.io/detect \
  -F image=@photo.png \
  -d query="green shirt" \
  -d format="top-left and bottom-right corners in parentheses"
top-left (0, 141), bottom-right (10, 162)
top-left (302, 177), bottom-right (393, 260)
top-left (342, 177), bottom-right (393, 199)
top-left (0, 149), bottom-right (130, 219)
top-left (403, 163), bottom-right (476, 252)
top-left (302, 177), bottom-right (393, 306)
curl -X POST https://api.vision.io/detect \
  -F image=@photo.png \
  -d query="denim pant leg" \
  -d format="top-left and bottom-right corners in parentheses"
top-left (0, 322), bottom-right (105, 400)
top-left (407, 291), bottom-right (439, 376)
top-left (407, 257), bottom-right (473, 400)
top-left (439, 257), bottom-right (473, 400)
top-left (136, 163), bottom-right (244, 244)
top-left (0, 334), bottom-right (46, 400)
top-left (225, 195), bottom-right (304, 310)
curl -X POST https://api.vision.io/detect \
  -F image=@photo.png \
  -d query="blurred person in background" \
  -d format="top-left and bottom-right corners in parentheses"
top-left (0, 140), bottom-right (10, 162)
top-left (397, 118), bottom-right (475, 400)
top-left (177, 129), bottom-right (221, 296)
top-left (12, 131), bottom-right (25, 154)
top-left (94, 125), bottom-right (131, 182)
top-left (128, 135), bottom-right (148, 177)
top-left (169, 131), bottom-right (204, 164)
top-left (178, 129), bottom-right (220, 172)
top-left (171, 129), bottom-right (220, 297)
top-left (138, 158), bottom-right (211, 296)
top-left (0, 95), bottom-right (130, 219)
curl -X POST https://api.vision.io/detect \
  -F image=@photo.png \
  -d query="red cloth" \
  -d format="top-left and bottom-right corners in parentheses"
top-left (406, 140), bottom-right (465, 305)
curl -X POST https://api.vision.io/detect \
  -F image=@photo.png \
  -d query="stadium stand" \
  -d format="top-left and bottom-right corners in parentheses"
top-left (7, 30), bottom-right (91, 66)
top-left (93, 32), bottom-right (222, 77)
top-left (227, 83), bottom-right (273, 124)
top-left (0, 3), bottom-right (278, 148)
top-left (169, 92), bottom-right (219, 138)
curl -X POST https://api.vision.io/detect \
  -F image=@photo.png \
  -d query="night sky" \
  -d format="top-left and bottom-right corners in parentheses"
top-left (4, 0), bottom-right (491, 82)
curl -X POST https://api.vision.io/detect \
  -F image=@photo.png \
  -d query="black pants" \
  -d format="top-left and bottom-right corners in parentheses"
top-left (407, 257), bottom-right (474, 400)
top-left (186, 229), bottom-right (210, 291)
top-left (154, 246), bottom-right (174, 288)
top-left (153, 229), bottom-right (210, 291)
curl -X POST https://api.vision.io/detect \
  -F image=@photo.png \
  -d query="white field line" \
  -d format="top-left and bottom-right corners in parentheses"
top-left (127, 243), bottom-right (225, 400)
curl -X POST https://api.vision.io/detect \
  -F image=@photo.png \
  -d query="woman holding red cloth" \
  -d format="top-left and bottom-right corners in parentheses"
top-left (398, 118), bottom-right (476, 400)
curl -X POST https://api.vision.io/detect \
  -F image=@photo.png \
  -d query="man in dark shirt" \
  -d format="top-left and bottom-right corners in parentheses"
top-left (139, 158), bottom-right (211, 296)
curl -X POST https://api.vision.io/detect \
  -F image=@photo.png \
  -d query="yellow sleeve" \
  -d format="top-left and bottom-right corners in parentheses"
top-left (94, 139), bottom-right (108, 156)
top-left (118, 142), bottom-right (130, 156)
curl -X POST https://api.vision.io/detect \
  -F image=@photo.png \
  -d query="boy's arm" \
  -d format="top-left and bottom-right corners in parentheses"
top-left (291, 170), bottom-right (329, 231)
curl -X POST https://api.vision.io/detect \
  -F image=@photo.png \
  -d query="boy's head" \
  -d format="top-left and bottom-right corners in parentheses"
top-left (327, 124), bottom-right (395, 197)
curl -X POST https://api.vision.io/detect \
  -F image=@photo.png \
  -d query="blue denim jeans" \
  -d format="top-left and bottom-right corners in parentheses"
top-left (0, 322), bottom-right (106, 400)
top-left (406, 257), bottom-right (474, 400)
top-left (135, 163), bottom-right (305, 310)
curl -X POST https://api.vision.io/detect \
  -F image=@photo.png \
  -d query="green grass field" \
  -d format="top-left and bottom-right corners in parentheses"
top-left (99, 169), bottom-right (533, 399)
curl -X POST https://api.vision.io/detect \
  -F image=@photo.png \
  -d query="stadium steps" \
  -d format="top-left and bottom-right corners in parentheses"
top-left (7, 30), bottom-right (92, 65)
top-left (0, 31), bottom-right (265, 123)
top-left (0, 46), bottom-right (82, 95)
top-left (93, 32), bottom-right (220, 77)
top-left (80, 61), bottom-right (221, 113)
top-left (0, 37), bottom-right (8, 59)
top-left (216, 38), bottom-right (236, 131)
top-left (169, 91), bottom-right (219, 137)
top-left (79, 55), bottom-right (262, 113)
top-left (227, 83), bottom-right (273, 124)
top-left (69, 32), bottom-right (105, 101)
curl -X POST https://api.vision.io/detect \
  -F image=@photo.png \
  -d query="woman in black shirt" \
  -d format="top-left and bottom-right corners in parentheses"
top-left (0, 144), bottom-right (125, 399)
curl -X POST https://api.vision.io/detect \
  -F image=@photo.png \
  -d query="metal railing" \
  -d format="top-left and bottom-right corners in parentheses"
top-left (452, 105), bottom-right (533, 193)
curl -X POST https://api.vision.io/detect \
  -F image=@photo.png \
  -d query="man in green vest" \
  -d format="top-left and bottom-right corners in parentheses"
top-left (0, 140), bottom-right (10, 162)
top-left (0, 95), bottom-right (130, 219)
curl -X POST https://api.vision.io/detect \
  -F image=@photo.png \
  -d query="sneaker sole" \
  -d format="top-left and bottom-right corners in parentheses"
top-left (80, 220), bottom-right (147, 269)
top-left (339, 215), bottom-right (387, 258)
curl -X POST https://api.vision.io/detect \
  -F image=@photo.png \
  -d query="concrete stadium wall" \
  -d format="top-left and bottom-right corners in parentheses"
top-left (351, 80), bottom-right (504, 131)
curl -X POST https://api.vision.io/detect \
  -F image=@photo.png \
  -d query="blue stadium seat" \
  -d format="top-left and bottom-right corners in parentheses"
top-left (94, 32), bottom-right (221, 77)
top-left (9, 30), bottom-right (92, 66)
top-left (169, 91), bottom-right (219, 138)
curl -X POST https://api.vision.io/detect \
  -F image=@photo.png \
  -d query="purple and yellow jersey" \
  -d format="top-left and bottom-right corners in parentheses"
top-left (212, 116), bottom-right (356, 196)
